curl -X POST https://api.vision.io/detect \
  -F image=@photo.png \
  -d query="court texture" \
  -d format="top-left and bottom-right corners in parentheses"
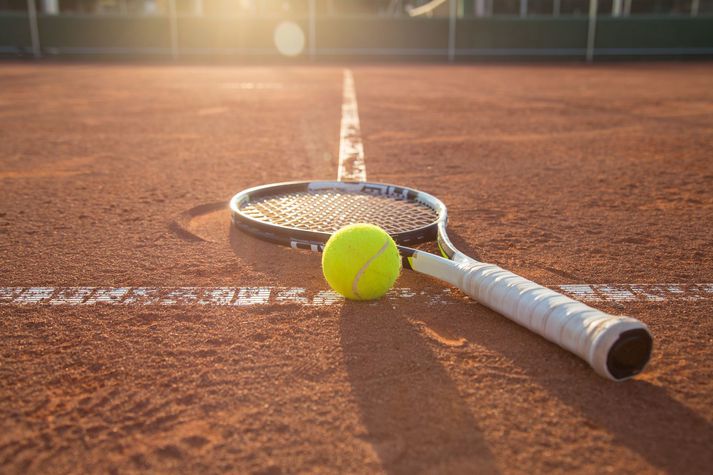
top-left (1, 62), bottom-right (712, 473)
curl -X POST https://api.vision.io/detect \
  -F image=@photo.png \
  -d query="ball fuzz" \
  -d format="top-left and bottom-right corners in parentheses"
top-left (322, 224), bottom-right (401, 301)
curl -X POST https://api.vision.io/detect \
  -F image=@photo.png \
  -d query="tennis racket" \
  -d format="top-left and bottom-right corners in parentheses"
top-left (230, 180), bottom-right (653, 381)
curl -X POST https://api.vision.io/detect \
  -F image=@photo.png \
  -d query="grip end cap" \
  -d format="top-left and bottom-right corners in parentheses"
top-left (607, 328), bottom-right (653, 380)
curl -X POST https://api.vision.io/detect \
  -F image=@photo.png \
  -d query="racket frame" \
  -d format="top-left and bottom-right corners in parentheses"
top-left (230, 180), bottom-right (453, 263)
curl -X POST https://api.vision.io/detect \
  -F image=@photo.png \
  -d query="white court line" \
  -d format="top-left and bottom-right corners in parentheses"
top-left (1, 284), bottom-right (712, 307)
top-left (0, 287), bottom-right (447, 307)
top-left (337, 69), bottom-right (366, 182)
top-left (220, 82), bottom-right (283, 90)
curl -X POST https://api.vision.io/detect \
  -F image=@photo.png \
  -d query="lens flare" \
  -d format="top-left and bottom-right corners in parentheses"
top-left (273, 21), bottom-right (305, 57)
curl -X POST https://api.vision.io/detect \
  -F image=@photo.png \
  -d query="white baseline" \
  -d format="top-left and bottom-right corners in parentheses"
top-left (1, 284), bottom-right (712, 306)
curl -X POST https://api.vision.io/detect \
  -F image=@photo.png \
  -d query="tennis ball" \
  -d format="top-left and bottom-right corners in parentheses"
top-left (322, 223), bottom-right (401, 301)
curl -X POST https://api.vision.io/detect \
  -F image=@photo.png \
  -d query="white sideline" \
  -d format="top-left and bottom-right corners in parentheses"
top-left (1, 284), bottom-right (711, 307)
top-left (337, 69), bottom-right (366, 182)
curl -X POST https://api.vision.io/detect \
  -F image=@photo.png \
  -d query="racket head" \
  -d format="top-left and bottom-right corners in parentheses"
top-left (230, 181), bottom-right (447, 251)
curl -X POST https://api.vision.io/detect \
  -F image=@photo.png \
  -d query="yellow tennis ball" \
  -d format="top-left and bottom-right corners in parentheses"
top-left (322, 223), bottom-right (401, 301)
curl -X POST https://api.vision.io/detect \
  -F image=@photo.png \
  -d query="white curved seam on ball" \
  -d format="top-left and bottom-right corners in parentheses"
top-left (352, 239), bottom-right (391, 300)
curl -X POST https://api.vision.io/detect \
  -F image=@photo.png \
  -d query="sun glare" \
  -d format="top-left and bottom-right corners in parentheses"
top-left (273, 21), bottom-right (305, 57)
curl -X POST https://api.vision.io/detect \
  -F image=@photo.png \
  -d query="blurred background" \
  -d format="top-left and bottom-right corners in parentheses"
top-left (1, 0), bottom-right (712, 60)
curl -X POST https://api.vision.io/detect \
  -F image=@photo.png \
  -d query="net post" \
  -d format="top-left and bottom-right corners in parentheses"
top-left (474, 0), bottom-right (486, 17)
top-left (193, 0), bottom-right (203, 16)
top-left (42, 0), bottom-right (58, 14)
top-left (691, 0), bottom-right (700, 16)
top-left (612, 0), bottom-right (622, 17)
top-left (168, 0), bottom-right (179, 60)
top-left (448, 0), bottom-right (456, 62)
top-left (27, 0), bottom-right (41, 58)
top-left (308, 0), bottom-right (317, 60)
top-left (586, 0), bottom-right (598, 63)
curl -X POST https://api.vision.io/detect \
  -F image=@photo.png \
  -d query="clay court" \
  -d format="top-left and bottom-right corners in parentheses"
top-left (1, 61), bottom-right (712, 473)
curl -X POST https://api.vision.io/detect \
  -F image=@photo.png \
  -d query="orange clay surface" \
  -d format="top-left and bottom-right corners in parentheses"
top-left (1, 62), bottom-right (712, 474)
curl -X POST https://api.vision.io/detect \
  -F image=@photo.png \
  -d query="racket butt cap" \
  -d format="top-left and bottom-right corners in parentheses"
top-left (606, 329), bottom-right (653, 380)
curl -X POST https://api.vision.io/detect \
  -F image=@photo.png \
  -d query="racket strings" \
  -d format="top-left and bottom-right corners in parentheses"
top-left (240, 190), bottom-right (438, 234)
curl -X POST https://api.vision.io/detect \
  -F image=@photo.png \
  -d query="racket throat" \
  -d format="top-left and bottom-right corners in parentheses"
top-left (407, 250), bottom-right (474, 290)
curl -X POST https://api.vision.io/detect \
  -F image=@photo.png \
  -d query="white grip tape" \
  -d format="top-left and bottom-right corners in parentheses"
top-left (456, 261), bottom-right (649, 380)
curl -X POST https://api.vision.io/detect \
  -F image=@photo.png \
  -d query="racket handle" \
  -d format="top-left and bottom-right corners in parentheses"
top-left (454, 260), bottom-right (652, 381)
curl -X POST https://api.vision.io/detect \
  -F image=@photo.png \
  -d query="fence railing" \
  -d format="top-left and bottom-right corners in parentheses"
top-left (7, 0), bottom-right (710, 18)
top-left (1, 0), bottom-right (712, 61)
